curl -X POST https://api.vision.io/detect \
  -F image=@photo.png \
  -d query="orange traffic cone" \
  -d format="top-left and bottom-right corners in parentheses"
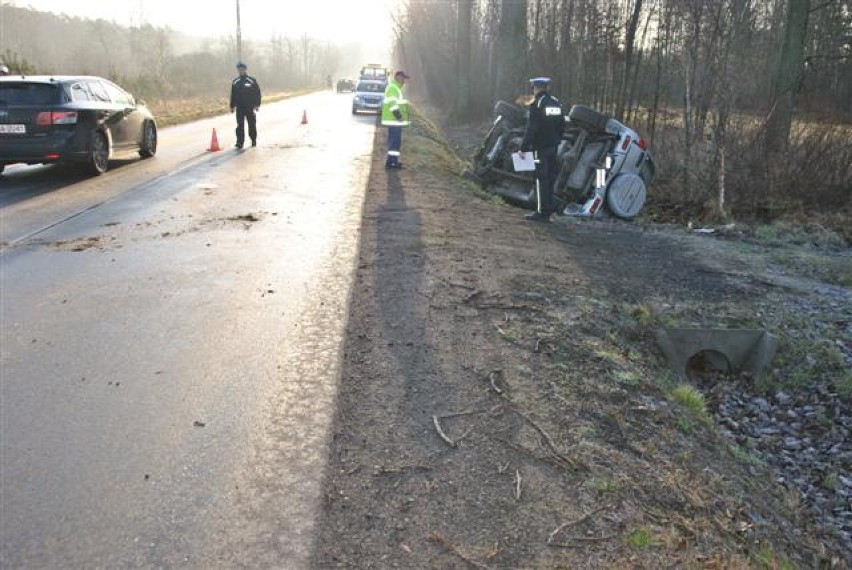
top-left (301, 110), bottom-right (308, 125)
top-left (208, 128), bottom-right (221, 152)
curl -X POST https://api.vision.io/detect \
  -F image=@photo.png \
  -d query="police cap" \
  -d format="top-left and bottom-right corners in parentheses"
top-left (529, 77), bottom-right (552, 87)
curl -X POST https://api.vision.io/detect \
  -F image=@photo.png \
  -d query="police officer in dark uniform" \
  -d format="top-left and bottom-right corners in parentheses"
top-left (229, 62), bottom-right (262, 149)
top-left (518, 77), bottom-right (565, 222)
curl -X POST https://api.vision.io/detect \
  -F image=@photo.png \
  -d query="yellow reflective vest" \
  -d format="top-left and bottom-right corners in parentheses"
top-left (381, 80), bottom-right (410, 127)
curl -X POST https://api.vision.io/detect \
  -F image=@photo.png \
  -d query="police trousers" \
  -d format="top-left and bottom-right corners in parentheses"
top-left (534, 146), bottom-right (559, 216)
top-left (235, 107), bottom-right (257, 145)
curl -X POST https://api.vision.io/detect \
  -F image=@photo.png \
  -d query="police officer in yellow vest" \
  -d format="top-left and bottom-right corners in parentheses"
top-left (381, 71), bottom-right (411, 169)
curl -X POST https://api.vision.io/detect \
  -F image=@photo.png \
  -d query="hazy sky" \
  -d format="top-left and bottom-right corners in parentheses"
top-left (12, 0), bottom-right (398, 44)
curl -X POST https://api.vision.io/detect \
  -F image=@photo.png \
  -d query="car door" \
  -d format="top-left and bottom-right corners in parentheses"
top-left (85, 80), bottom-right (125, 150)
top-left (100, 80), bottom-right (143, 152)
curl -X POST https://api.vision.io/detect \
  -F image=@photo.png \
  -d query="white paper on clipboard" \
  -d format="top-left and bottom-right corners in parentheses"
top-left (511, 151), bottom-right (536, 172)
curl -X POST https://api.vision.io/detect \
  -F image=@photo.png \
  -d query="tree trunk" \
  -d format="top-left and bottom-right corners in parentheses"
top-left (765, 0), bottom-right (810, 152)
top-left (648, 4), bottom-right (672, 140)
top-left (454, 0), bottom-right (473, 118)
top-left (616, 0), bottom-right (643, 120)
top-left (494, 0), bottom-right (528, 102)
top-left (682, 4), bottom-right (702, 203)
top-left (626, 0), bottom-right (655, 124)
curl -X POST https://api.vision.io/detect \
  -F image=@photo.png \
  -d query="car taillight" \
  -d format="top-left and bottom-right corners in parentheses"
top-left (637, 137), bottom-right (649, 150)
top-left (35, 111), bottom-right (78, 126)
top-left (621, 135), bottom-right (632, 150)
top-left (589, 196), bottom-right (603, 214)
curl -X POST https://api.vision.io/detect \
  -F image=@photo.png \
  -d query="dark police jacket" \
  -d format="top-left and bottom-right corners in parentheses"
top-left (230, 75), bottom-right (262, 109)
top-left (520, 91), bottom-right (565, 152)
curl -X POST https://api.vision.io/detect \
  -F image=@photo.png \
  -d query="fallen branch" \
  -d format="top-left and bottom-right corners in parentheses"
top-left (548, 504), bottom-right (613, 543)
top-left (439, 409), bottom-right (485, 420)
top-left (489, 371), bottom-right (503, 395)
top-left (376, 464), bottom-right (431, 475)
top-left (433, 415), bottom-right (457, 448)
top-left (428, 533), bottom-right (494, 570)
top-left (514, 469), bottom-right (522, 500)
top-left (548, 533), bottom-right (619, 547)
top-left (476, 303), bottom-right (543, 312)
top-left (462, 290), bottom-right (483, 304)
top-left (446, 280), bottom-right (477, 291)
top-left (456, 427), bottom-right (474, 445)
top-left (510, 407), bottom-right (577, 469)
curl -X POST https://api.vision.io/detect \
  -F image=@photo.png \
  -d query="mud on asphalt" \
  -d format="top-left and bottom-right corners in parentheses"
top-left (311, 122), bottom-right (849, 568)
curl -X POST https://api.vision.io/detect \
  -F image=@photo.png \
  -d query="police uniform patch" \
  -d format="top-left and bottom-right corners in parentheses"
top-left (545, 106), bottom-right (562, 116)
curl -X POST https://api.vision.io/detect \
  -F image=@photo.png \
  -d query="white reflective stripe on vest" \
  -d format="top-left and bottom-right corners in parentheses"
top-left (387, 150), bottom-right (401, 157)
top-left (382, 120), bottom-right (409, 126)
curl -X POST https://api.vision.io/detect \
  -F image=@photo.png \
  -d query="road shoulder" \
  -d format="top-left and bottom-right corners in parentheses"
top-left (312, 115), bottom-right (845, 568)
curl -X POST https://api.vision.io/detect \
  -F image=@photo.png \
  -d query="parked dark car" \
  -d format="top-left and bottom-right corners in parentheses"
top-left (336, 78), bottom-right (355, 93)
top-left (0, 75), bottom-right (157, 175)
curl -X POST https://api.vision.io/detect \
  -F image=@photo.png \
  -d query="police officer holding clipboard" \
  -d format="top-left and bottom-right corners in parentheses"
top-left (517, 77), bottom-right (565, 222)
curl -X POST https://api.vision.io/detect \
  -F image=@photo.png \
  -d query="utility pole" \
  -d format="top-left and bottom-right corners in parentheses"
top-left (236, 0), bottom-right (243, 62)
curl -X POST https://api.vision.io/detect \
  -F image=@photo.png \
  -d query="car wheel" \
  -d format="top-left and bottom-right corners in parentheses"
top-left (492, 100), bottom-right (526, 127)
top-left (568, 105), bottom-right (610, 132)
top-left (87, 131), bottom-right (109, 175)
top-left (0, 165), bottom-right (4, 175)
top-left (473, 127), bottom-right (510, 176)
top-left (139, 121), bottom-right (157, 158)
top-left (605, 173), bottom-right (646, 219)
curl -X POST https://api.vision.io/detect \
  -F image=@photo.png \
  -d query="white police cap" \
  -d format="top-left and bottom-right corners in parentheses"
top-left (529, 77), bottom-right (552, 86)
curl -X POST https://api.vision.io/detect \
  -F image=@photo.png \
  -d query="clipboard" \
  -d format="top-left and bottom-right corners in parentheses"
top-left (511, 152), bottom-right (536, 172)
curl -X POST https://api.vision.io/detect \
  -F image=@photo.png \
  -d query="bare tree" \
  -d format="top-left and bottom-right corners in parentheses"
top-left (616, 0), bottom-right (644, 120)
top-left (454, 0), bottom-right (473, 118)
top-left (765, 0), bottom-right (811, 152)
top-left (494, 0), bottom-right (528, 101)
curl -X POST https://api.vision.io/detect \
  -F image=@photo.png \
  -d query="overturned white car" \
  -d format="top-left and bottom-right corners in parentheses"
top-left (469, 101), bottom-right (656, 220)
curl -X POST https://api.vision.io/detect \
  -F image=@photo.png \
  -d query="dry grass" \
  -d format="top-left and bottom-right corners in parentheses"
top-left (645, 112), bottom-right (852, 239)
top-left (148, 89), bottom-right (316, 127)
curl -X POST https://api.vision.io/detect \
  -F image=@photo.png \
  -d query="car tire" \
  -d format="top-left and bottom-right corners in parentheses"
top-left (473, 123), bottom-right (512, 176)
top-left (139, 121), bottom-right (157, 158)
top-left (0, 165), bottom-right (4, 175)
top-left (87, 131), bottom-right (109, 175)
top-left (605, 173), bottom-right (647, 219)
top-left (493, 100), bottom-right (526, 127)
top-left (568, 105), bottom-right (610, 132)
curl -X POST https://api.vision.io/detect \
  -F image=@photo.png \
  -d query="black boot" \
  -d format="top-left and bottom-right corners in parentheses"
top-left (525, 211), bottom-right (551, 222)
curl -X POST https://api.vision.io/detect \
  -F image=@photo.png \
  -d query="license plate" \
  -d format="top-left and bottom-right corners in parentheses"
top-left (366, 103), bottom-right (379, 108)
top-left (0, 124), bottom-right (26, 134)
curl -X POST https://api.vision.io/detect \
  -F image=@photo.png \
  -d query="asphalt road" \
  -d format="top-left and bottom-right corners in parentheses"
top-left (0, 92), bottom-right (377, 568)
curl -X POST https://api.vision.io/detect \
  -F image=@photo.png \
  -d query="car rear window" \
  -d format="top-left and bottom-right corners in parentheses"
top-left (357, 82), bottom-right (383, 93)
top-left (0, 83), bottom-right (61, 105)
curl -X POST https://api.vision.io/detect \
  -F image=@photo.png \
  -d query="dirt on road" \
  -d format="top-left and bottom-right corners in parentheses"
top-left (312, 118), bottom-right (850, 569)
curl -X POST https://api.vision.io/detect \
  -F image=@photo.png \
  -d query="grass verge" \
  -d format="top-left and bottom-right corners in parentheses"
top-left (149, 89), bottom-right (318, 127)
top-left (407, 110), bottom-right (505, 205)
